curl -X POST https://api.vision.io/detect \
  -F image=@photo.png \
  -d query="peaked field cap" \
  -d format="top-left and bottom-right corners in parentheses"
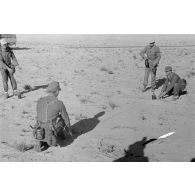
top-left (46, 81), bottom-right (61, 93)
top-left (165, 66), bottom-right (172, 72)
top-left (0, 38), bottom-right (7, 45)
top-left (149, 39), bottom-right (155, 44)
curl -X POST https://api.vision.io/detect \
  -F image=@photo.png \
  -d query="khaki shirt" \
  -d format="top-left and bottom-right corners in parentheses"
top-left (140, 45), bottom-right (161, 66)
top-left (0, 47), bottom-right (19, 69)
top-left (36, 95), bottom-right (70, 128)
top-left (162, 72), bottom-right (181, 93)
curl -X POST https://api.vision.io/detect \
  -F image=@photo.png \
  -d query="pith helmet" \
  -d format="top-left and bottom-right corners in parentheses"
top-left (46, 81), bottom-right (61, 93)
top-left (149, 39), bottom-right (155, 44)
top-left (165, 66), bottom-right (172, 72)
top-left (0, 39), bottom-right (7, 45)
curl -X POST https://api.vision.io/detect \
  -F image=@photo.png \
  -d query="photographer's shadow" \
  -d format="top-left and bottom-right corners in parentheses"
top-left (58, 111), bottom-right (105, 147)
top-left (113, 137), bottom-right (149, 162)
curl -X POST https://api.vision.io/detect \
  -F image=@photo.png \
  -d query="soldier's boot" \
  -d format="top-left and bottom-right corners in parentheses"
top-left (142, 85), bottom-right (147, 92)
top-left (34, 140), bottom-right (42, 152)
top-left (3, 92), bottom-right (9, 100)
top-left (152, 92), bottom-right (157, 100)
top-left (47, 134), bottom-right (57, 147)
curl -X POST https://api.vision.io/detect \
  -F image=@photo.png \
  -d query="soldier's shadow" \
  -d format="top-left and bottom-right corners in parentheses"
top-left (20, 84), bottom-right (48, 95)
top-left (113, 137), bottom-right (149, 162)
top-left (58, 111), bottom-right (105, 147)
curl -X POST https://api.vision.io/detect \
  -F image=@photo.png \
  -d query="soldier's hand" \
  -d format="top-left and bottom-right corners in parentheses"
top-left (162, 92), bottom-right (166, 97)
top-left (69, 131), bottom-right (73, 137)
top-left (152, 61), bottom-right (157, 67)
top-left (158, 92), bottom-right (166, 99)
top-left (7, 68), bottom-right (14, 74)
top-left (143, 56), bottom-right (147, 60)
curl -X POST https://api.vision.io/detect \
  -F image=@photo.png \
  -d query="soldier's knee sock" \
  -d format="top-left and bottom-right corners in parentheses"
top-left (173, 84), bottom-right (180, 96)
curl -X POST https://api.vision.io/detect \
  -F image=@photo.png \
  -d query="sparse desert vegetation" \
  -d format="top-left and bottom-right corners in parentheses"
top-left (0, 35), bottom-right (194, 161)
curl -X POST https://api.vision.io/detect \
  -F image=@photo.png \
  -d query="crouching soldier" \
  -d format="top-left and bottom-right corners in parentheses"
top-left (158, 66), bottom-right (187, 100)
top-left (33, 81), bottom-right (71, 152)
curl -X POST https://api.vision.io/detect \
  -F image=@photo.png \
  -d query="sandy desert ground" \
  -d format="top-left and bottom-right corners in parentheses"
top-left (0, 34), bottom-right (194, 162)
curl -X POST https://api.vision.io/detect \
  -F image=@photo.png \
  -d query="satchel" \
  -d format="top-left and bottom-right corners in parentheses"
top-left (31, 125), bottom-right (45, 140)
top-left (145, 59), bottom-right (149, 68)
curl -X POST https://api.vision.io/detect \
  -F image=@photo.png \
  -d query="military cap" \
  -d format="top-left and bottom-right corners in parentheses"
top-left (165, 66), bottom-right (172, 72)
top-left (46, 81), bottom-right (61, 93)
top-left (0, 39), bottom-right (7, 45)
top-left (149, 39), bottom-right (155, 44)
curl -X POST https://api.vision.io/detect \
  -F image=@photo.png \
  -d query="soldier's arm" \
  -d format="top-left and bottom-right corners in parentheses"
top-left (140, 46), bottom-right (147, 60)
top-left (164, 75), bottom-right (179, 94)
top-left (60, 102), bottom-right (71, 128)
top-left (161, 78), bottom-right (168, 92)
top-left (153, 47), bottom-right (161, 66)
top-left (0, 57), bottom-right (9, 70)
top-left (11, 51), bottom-right (19, 66)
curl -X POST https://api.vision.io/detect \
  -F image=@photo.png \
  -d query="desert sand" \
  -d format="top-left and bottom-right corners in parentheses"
top-left (0, 34), bottom-right (194, 161)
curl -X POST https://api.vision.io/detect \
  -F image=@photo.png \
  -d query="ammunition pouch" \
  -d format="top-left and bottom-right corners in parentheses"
top-left (32, 115), bottom-right (69, 142)
top-left (51, 116), bottom-right (70, 139)
top-left (7, 64), bottom-right (16, 73)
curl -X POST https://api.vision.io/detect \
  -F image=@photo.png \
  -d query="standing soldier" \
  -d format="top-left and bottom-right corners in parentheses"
top-left (33, 81), bottom-right (71, 152)
top-left (140, 40), bottom-right (161, 93)
top-left (158, 66), bottom-right (187, 100)
top-left (0, 38), bottom-right (21, 99)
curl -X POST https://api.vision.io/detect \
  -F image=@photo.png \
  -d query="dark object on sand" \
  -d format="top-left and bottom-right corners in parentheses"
top-left (18, 93), bottom-right (22, 99)
top-left (23, 84), bottom-right (33, 91)
top-left (152, 92), bottom-right (157, 100)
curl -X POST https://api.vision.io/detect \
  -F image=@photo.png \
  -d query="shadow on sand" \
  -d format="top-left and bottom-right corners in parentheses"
top-left (180, 91), bottom-right (187, 96)
top-left (162, 90), bottom-right (187, 99)
top-left (20, 84), bottom-right (48, 95)
top-left (113, 137), bottom-right (159, 162)
top-left (57, 111), bottom-right (105, 147)
top-left (11, 47), bottom-right (31, 50)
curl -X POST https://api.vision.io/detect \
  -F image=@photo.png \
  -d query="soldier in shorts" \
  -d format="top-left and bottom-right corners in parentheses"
top-left (140, 39), bottom-right (161, 93)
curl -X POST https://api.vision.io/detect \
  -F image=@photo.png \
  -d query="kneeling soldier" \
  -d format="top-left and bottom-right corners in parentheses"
top-left (33, 81), bottom-right (71, 152)
top-left (158, 66), bottom-right (187, 100)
